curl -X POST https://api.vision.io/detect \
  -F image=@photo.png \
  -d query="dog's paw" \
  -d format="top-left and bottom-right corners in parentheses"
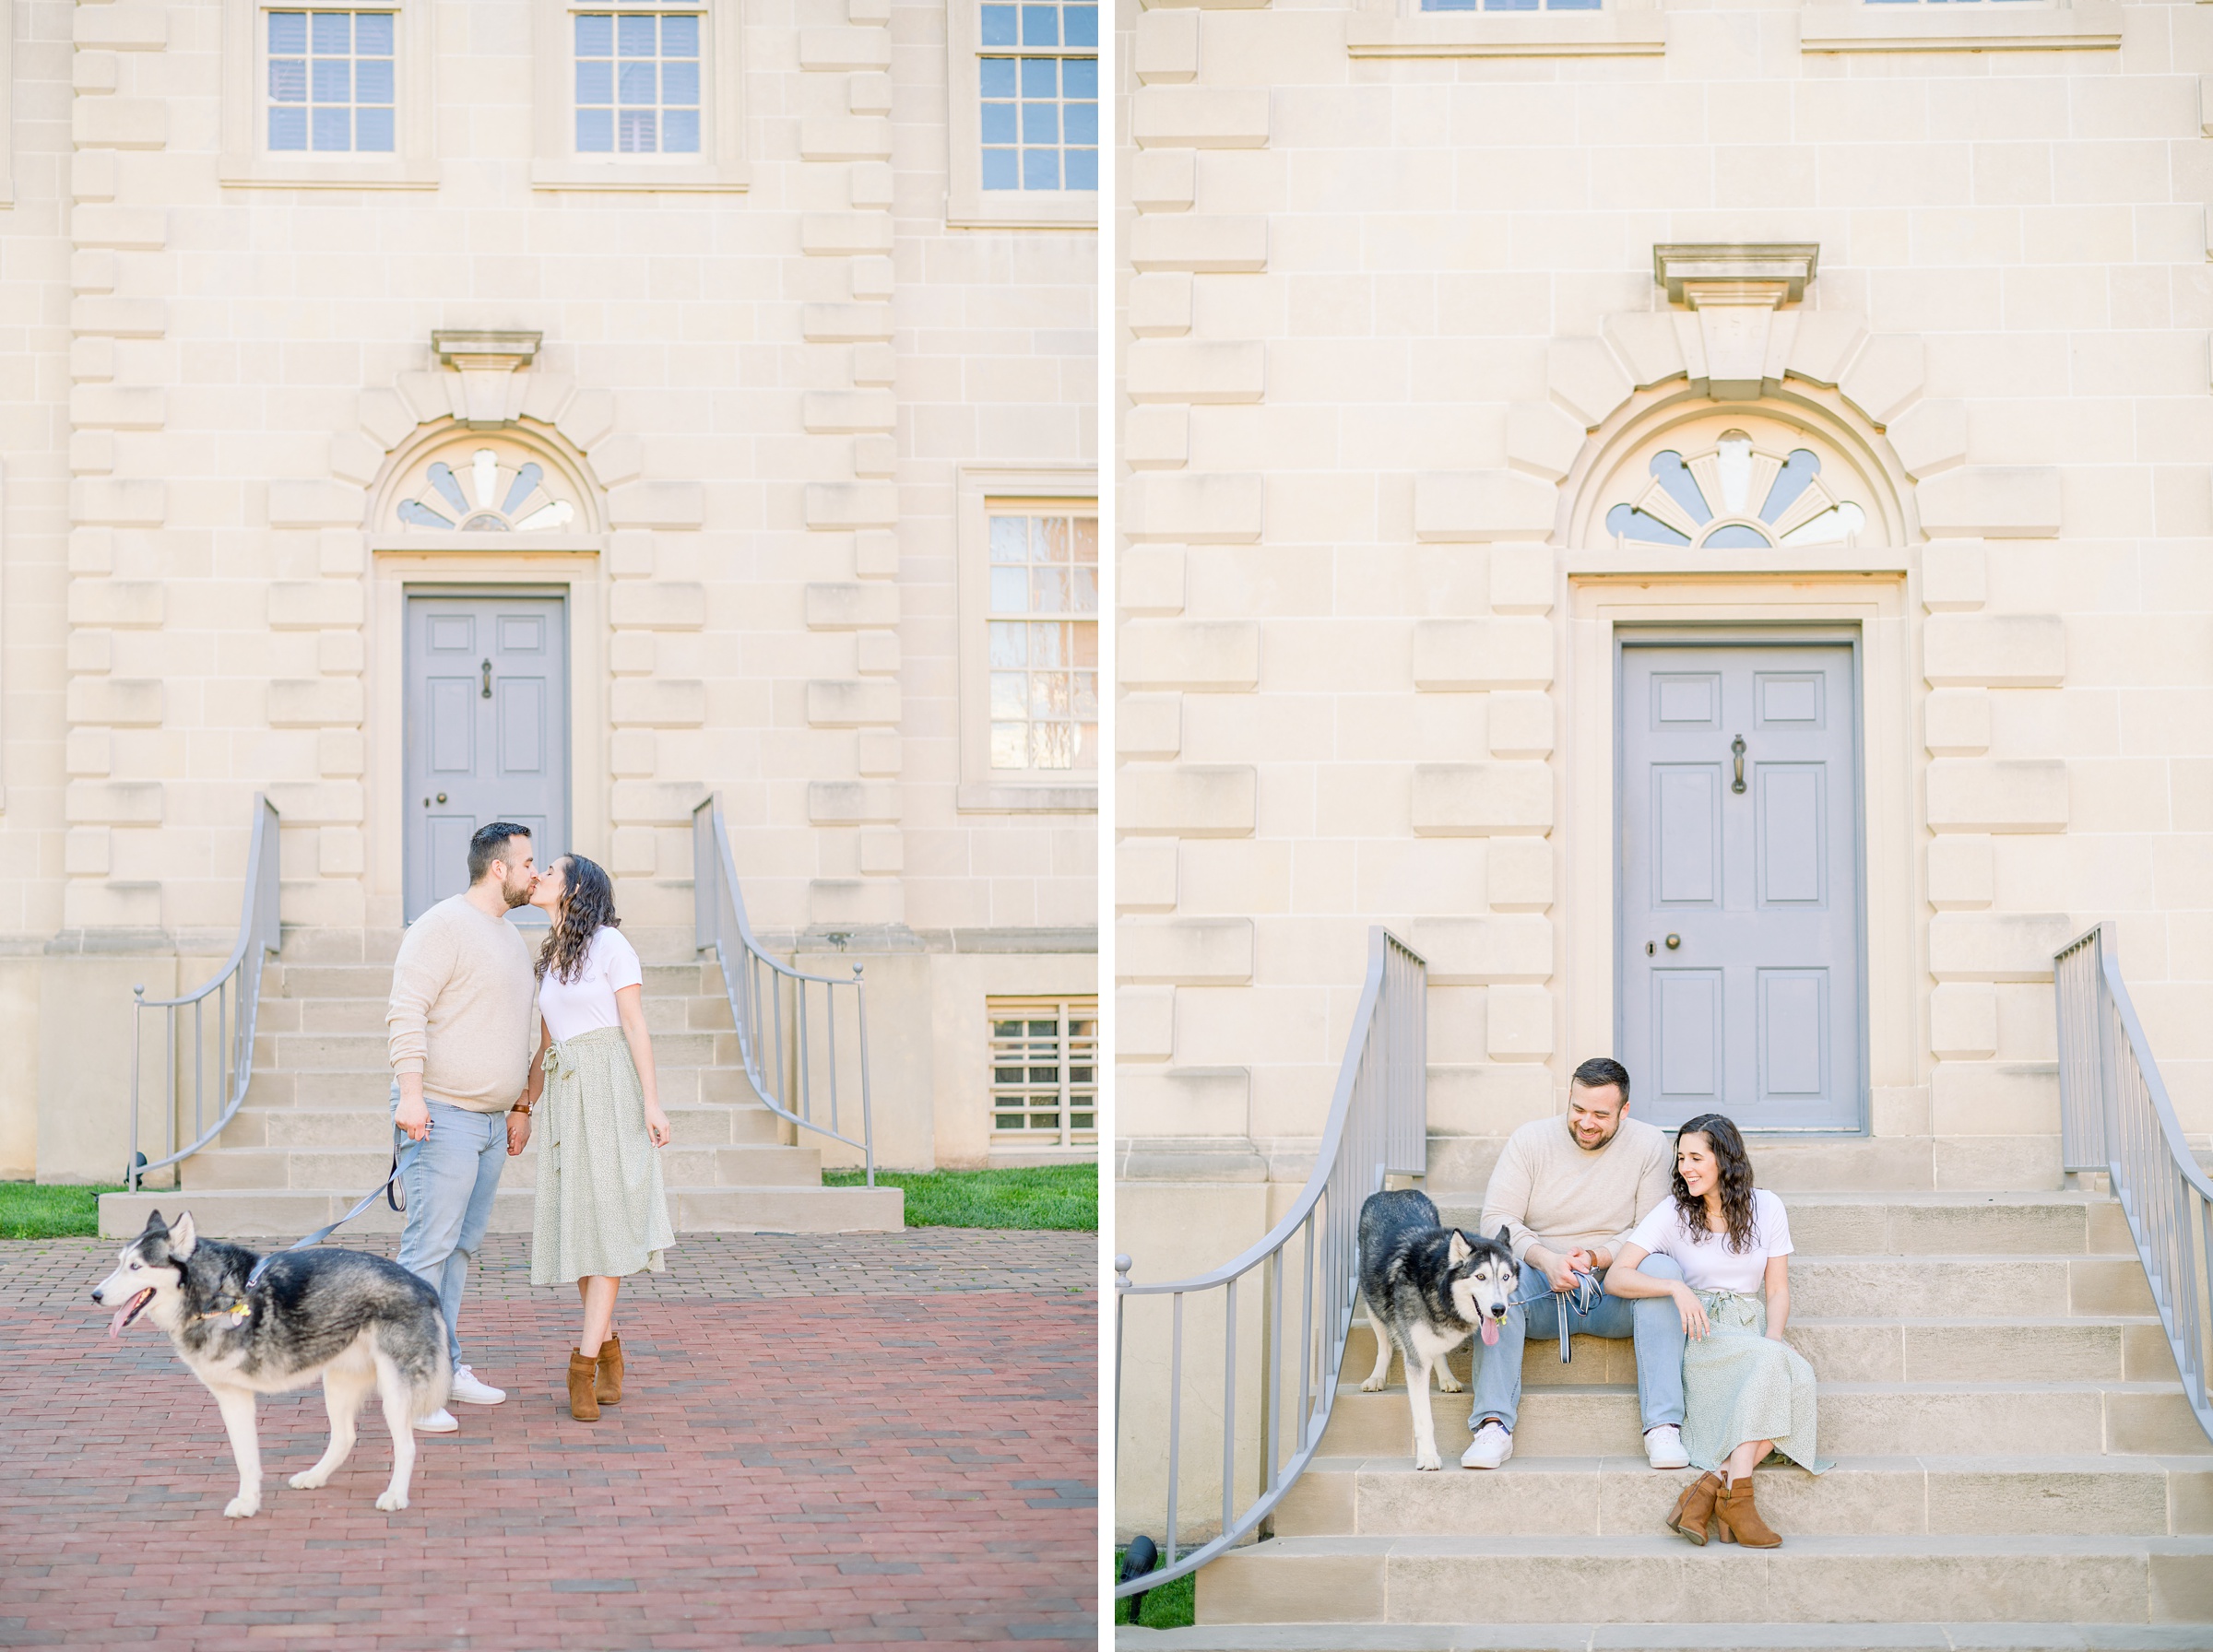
top-left (374, 1490), bottom-right (409, 1513)
top-left (1414, 1448), bottom-right (1442, 1472)
top-left (288, 1470), bottom-right (330, 1491)
top-left (223, 1494), bottom-right (262, 1519)
top-left (1435, 1371), bottom-right (1465, 1394)
top-left (1359, 1375), bottom-right (1388, 1393)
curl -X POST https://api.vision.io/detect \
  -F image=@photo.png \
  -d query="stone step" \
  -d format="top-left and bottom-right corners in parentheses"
top-left (243, 1063), bottom-right (766, 1111)
top-left (1319, 1381), bottom-right (2213, 1459)
top-left (101, 1179), bottom-right (903, 1237)
top-left (1267, 1453), bottom-right (2213, 1540)
top-left (257, 995), bottom-right (735, 1036)
top-left (1427, 1192), bottom-right (2134, 1258)
top-left (255, 1028), bottom-right (742, 1072)
top-left (1345, 1313), bottom-right (2181, 1387)
top-left (219, 1100), bottom-right (785, 1151)
top-left (1191, 1534), bottom-right (2213, 1626)
top-left (1118, 1623), bottom-right (2213, 1651)
top-left (178, 1139), bottom-right (820, 1193)
top-left (1788, 1256), bottom-right (2153, 1318)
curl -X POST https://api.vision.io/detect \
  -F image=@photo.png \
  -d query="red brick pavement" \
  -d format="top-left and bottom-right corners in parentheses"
top-left (0, 1292), bottom-right (1095, 1649)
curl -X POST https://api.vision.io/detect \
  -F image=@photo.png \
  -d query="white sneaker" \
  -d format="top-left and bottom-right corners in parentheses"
top-left (1461, 1421), bottom-right (1513, 1470)
top-left (1644, 1424), bottom-right (1690, 1469)
top-left (414, 1409), bottom-right (459, 1434)
top-left (449, 1365), bottom-right (506, 1406)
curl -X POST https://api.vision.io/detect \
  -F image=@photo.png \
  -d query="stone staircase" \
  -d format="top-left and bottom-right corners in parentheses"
top-left (1129, 1167), bottom-right (2213, 1651)
top-left (101, 926), bottom-right (902, 1237)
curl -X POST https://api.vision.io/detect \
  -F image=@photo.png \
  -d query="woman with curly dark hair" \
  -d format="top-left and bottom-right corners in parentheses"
top-left (1604, 1113), bottom-right (1827, 1548)
top-left (506, 854), bottom-right (674, 1420)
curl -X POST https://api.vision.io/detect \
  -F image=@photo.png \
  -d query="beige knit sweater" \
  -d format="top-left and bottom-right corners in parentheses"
top-left (1478, 1113), bottom-right (1675, 1266)
top-left (385, 894), bottom-right (538, 1114)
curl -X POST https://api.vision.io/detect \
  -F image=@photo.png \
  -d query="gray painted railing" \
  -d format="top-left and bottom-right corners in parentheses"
top-left (1114, 926), bottom-right (1426, 1597)
top-left (126, 795), bottom-right (282, 1191)
top-left (692, 796), bottom-right (876, 1186)
top-left (2053, 923), bottom-right (2213, 1444)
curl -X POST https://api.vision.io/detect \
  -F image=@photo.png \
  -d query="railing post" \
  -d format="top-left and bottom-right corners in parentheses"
top-left (127, 987), bottom-right (145, 1191)
top-left (855, 965), bottom-right (875, 1188)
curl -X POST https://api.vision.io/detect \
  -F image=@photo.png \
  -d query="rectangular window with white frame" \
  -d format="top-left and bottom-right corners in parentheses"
top-left (223, 0), bottom-right (435, 186)
top-left (988, 997), bottom-right (1097, 1153)
top-left (949, 1), bottom-right (1097, 227)
top-left (956, 467), bottom-right (1098, 812)
top-left (531, 0), bottom-right (748, 190)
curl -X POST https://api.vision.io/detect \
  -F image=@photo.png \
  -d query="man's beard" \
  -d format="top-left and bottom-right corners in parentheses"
top-left (501, 871), bottom-right (535, 909)
top-left (1572, 1119), bottom-right (1620, 1150)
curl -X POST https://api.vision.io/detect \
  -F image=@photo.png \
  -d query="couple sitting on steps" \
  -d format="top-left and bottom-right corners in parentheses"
top-left (1464, 1056), bottom-right (1828, 1548)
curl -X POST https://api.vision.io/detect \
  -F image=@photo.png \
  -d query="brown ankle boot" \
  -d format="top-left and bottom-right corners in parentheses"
top-left (1664, 1471), bottom-right (1723, 1546)
top-left (567, 1349), bottom-right (599, 1421)
top-left (595, 1333), bottom-right (623, 1406)
top-left (1714, 1475), bottom-right (1780, 1548)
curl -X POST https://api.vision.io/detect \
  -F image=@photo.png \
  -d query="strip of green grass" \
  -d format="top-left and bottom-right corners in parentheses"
top-left (822, 1162), bottom-right (1095, 1230)
top-left (1112, 1549), bottom-right (1196, 1629)
top-left (0, 1182), bottom-right (122, 1240)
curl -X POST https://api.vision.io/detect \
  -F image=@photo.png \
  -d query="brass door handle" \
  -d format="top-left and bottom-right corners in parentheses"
top-left (1665, 934), bottom-right (1681, 950)
top-left (423, 793), bottom-right (447, 806)
top-left (1731, 734), bottom-right (1746, 794)
top-left (480, 659), bottom-right (492, 700)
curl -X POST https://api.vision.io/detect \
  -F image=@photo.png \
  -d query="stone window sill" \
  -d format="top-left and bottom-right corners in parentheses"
top-left (947, 191), bottom-right (1099, 232)
top-left (1798, 2), bottom-right (2121, 53)
top-left (957, 783), bottom-right (1098, 814)
top-left (530, 160), bottom-right (751, 193)
top-left (1563, 546), bottom-right (1911, 577)
top-left (1345, 10), bottom-right (1664, 58)
top-left (220, 155), bottom-right (441, 190)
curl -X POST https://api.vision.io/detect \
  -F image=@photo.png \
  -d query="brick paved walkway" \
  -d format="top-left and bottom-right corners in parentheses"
top-left (0, 1233), bottom-right (1097, 1649)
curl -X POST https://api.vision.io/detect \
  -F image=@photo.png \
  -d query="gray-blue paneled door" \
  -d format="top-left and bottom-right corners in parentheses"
top-left (404, 594), bottom-right (568, 921)
top-left (1618, 643), bottom-right (1862, 1131)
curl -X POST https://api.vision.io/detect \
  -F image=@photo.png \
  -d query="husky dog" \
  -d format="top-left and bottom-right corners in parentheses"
top-left (90, 1210), bottom-right (451, 1517)
top-left (1356, 1189), bottom-right (1518, 1471)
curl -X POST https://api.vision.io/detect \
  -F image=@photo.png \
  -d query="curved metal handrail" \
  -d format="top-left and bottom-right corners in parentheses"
top-left (2053, 923), bottom-right (2213, 1444)
top-left (692, 796), bottom-right (876, 1186)
top-left (1114, 926), bottom-right (1426, 1597)
top-left (126, 795), bottom-right (282, 1190)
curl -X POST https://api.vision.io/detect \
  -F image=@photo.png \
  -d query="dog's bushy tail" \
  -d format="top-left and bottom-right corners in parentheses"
top-left (373, 1311), bottom-right (453, 1421)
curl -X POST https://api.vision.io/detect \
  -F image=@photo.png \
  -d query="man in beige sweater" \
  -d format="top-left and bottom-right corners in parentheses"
top-left (1462, 1056), bottom-right (1689, 1471)
top-left (387, 821), bottom-right (540, 1432)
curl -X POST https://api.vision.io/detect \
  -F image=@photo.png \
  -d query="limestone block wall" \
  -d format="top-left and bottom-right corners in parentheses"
top-left (0, 0), bottom-right (1096, 1174)
top-left (1113, 0), bottom-right (2213, 1212)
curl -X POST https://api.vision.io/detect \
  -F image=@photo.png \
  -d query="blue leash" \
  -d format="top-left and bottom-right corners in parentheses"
top-left (1507, 1269), bottom-right (1603, 1363)
top-left (241, 1136), bottom-right (408, 1292)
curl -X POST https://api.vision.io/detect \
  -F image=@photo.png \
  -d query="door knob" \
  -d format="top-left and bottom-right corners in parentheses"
top-left (480, 659), bottom-right (492, 699)
top-left (1665, 934), bottom-right (1681, 950)
top-left (1731, 734), bottom-right (1746, 794)
top-left (437, 792), bottom-right (447, 804)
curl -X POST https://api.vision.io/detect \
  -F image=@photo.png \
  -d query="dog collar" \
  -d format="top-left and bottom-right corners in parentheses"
top-left (190, 1301), bottom-right (253, 1327)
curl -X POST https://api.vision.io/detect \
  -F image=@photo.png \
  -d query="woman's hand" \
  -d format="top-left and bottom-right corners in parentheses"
top-left (506, 1109), bottom-right (532, 1156)
top-left (1673, 1284), bottom-right (1710, 1340)
top-left (644, 1103), bottom-right (671, 1148)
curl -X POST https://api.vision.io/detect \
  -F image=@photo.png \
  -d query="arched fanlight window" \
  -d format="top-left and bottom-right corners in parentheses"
top-left (394, 443), bottom-right (578, 533)
top-left (1604, 429), bottom-right (1866, 551)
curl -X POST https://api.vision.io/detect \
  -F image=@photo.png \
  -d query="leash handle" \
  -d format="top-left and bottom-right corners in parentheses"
top-left (1508, 1268), bottom-right (1601, 1365)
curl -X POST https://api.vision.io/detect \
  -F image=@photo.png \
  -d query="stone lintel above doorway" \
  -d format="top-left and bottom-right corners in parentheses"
top-left (1651, 242), bottom-right (1819, 400)
top-left (431, 329), bottom-right (544, 429)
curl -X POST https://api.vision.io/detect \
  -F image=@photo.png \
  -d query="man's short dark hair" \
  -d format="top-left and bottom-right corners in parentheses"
top-left (467, 822), bottom-right (531, 884)
top-left (1570, 1056), bottom-right (1630, 1104)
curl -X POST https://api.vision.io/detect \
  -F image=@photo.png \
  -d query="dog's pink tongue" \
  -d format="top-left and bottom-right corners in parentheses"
top-left (108, 1290), bottom-right (149, 1339)
top-left (1480, 1320), bottom-right (1500, 1347)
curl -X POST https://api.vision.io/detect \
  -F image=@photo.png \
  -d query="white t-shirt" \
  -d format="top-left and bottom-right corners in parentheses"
top-left (1624, 1187), bottom-right (1794, 1294)
top-left (536, 926), bottom-right (643, 1044)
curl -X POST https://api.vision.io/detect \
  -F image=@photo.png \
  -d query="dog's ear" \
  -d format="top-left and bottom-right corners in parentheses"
top-left (1447, 1231), bottom-right (1471, 1267)
top-left (1495, 1225), bottom-right (1512, 1253)
top-left (137, 1209), bottom-right (168, 1241)
top-left (167, 1210), bottom-right (197, 1261)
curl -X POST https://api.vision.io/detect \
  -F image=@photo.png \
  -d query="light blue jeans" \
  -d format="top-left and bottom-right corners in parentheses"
top-left (391, 1085), bottom-right (507, 1369)
top-left (1467, 1254), bottom-right (1687, 1436)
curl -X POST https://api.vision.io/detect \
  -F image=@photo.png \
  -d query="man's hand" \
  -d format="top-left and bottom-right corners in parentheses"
top-left (1529, 1245), bottom-right (1579, 1294)
top-left (1564, 1247), bottom-right (1598, 1277)
top-left (395, 1080), bottom-right (431, 1143)
top-left (506, 1110), bottom-right (531, 1156)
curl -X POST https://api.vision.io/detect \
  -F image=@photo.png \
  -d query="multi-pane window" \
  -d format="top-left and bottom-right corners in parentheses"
top-left (267, 11), bottom-right (396, 152)
top-left (979, 0), bottom-right (1097, 191)
top-left (988, 507), bottom-right (1098, 773)
top-left (989, 998), bottom-right (1097, 1148)
top-left (574, 9), bottom-right (702, 155)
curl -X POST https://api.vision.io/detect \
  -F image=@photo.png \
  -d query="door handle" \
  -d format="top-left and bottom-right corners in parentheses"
top-left (1665, 934), bottom-right (1681, 950)
top-left (480, 659), bottom-right (492, 700)
top-left (1731, 734), bottom-right (1746, 794)
top-left (422, 793), bottom-right (447, 807)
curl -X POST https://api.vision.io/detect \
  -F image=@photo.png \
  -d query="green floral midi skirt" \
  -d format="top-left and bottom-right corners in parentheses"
top-left (529, 1026), bottom-right (675, 1286)
top-left (1681, 1289), bottom-right (1831, 1476)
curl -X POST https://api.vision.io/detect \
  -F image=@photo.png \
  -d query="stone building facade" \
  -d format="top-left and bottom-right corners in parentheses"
top-left (0, 0), bottom-right (1098, 1188)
